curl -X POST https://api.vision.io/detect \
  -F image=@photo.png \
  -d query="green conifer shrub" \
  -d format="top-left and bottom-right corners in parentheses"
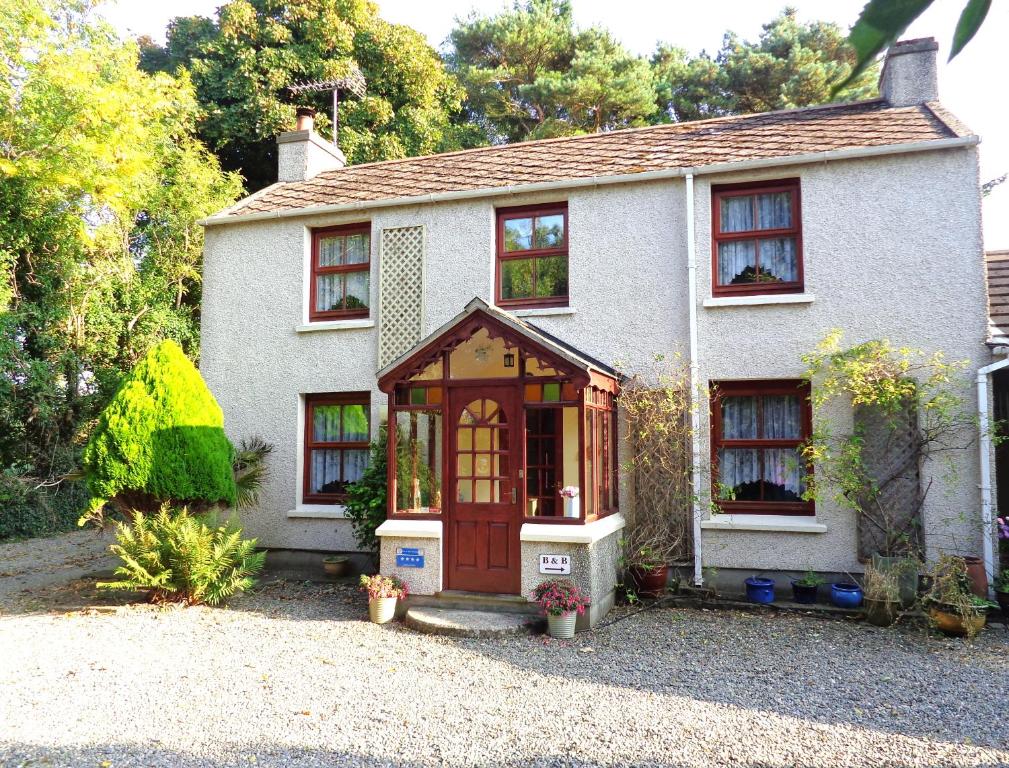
top-left (81, 340), bottom-right (237, 523)
top-left (98, 505), bottom-right (265, 605)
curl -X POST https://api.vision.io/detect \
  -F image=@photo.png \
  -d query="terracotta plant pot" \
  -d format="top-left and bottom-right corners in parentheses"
top-left (323, 555), bottom-right (350, 577)
top-left (629, 565), bottom-right (669, 598)
top-left (863, 597), bottom-right (901, 627)
top-left (960, 556), bottom-right (988, 599)
top-left (929, 605), bottom-right (986, 637)
top-left (368, 596), bottom-right (397, 624)
top-left (546, 611), bottom-right (577, 639)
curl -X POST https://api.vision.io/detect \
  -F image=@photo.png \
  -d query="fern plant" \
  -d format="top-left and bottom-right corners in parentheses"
top-left (99, 505), bottom-right (266, 605)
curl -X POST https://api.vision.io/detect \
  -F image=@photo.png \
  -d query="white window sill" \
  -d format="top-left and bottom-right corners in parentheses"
top-left (700, 514), bottom-right (826, 533)
top-left (296, 319), bottom-right (375, 333)
top-left (501, 306), bottom-right (575, 318)
top-left (703, 293), bottom-right (815, 308)
top-left (376, 519), bottom-right (443, 539)
top-left (287, 504), bottom-right (347, 519)
top-left (520, 513), bottom-right (626, 544)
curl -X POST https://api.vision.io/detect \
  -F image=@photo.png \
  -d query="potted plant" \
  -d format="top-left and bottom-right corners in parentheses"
top-left (994, 569), bottom-right (1009, 621)
top-left (744, 576), bottom-right (775, 604)
top-left (559, 486), bottom-right (580, 518)
top-left (830, 581), bottom-right (863, 608)
top-left (359, 574), bottom-right (408, 625)
top-left (923, 555), bottom-right (993, 638)
top-left (870, 553), bottom-right (919, 608)
top-left (323, 554), bottom-right (350, 577)
top-left (790, 570), bottom-right (823, 604)
top-left (532, 579), bottom-right (591, 639)
top-left (625, 545), bottom-right (670, 598)
top-left (862, 562), bottom-right (901, 627)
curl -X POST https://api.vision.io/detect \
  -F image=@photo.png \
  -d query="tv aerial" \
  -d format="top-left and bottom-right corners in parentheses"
top-left (286, 65), bottom-right (366, 144)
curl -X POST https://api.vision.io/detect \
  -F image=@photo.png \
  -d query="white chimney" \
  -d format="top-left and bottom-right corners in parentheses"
top-left (277, 107), bottom-right (346, 183)
top-left (879, 37), bottom-right (939, 107)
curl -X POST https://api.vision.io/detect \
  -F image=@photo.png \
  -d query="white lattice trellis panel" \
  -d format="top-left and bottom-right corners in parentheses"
top-left (379, 226), bottom-right (425, 367)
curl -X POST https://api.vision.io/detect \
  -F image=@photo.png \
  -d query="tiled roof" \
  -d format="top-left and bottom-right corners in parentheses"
top-left (225, 99), bottom-right (969, 217)
top-left (987, 250), bottom-right (1009, 344)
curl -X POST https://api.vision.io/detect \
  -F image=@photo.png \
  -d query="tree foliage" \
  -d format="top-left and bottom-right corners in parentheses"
top-left (140, 0), bottom-right (483, 192)
top-left (344, 429), bottom-right (388, 553)
top-left (82, 340), bottom-right (237, 522)
top-left (0, 0), bottom-right (241, 538)
top-left (447, 0), bottom-right (655, 143)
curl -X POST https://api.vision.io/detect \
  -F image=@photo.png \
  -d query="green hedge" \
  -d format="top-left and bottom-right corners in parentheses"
top-left (0, 470), bottom-right (87, 541)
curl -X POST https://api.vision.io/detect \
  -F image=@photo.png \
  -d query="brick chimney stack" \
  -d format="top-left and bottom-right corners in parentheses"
top-left (277, 106), bottom-right (346, 183)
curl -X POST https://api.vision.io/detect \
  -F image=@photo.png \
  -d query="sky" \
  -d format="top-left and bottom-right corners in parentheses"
top-left (100, 0), bottom-right (1009, 248)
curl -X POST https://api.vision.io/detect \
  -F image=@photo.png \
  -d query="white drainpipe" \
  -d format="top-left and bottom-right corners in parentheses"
top-left (686, 173), bottom-right (704, 586)
top-left (976, 356), bottom-right (1009, 589)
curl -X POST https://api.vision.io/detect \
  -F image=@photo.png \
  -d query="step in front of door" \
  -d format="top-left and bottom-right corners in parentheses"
top-left (408, 590), bottom-right (539, 615)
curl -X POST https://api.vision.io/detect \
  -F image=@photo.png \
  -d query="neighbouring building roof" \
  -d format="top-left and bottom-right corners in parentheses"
top-left (222, 99), bottom-right (972, 219)
top-left (987, 250), bottom-right (1009, 345)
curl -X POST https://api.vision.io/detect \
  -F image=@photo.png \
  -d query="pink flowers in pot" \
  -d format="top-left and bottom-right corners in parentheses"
top-left (559, 486), bottom-right (579, 498)
top-left (359, 574), bottom-right (409, 600)
top-left (531, 579), bottom-right (591, 616)
top-left (998, 517), bottom-right (1009, 540)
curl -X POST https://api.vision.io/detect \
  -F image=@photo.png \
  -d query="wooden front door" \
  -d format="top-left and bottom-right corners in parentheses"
top-left (446, 386), bottom-right (521, 594)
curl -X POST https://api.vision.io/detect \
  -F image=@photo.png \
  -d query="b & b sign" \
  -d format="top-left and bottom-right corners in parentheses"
top-left (396, 547), bottom-right (425, 568)
top-left (539, 554), bottom-right (571, 575)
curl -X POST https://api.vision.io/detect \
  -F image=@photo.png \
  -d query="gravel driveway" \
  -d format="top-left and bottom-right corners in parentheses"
top-left (1, 534), bottom-right (1008, 768)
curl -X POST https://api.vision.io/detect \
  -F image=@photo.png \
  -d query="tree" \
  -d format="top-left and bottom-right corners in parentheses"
top-left (446, 0), bottom-right (655, 143)
top-left (81, 340), bottom-right (237, 522)
top-left (0, 1), bottom-right (241, 538)
top-left (652, 9), bottom-right (879, 123)
top-left (141, 0), bottom-right (482, 192)
top-left (840, 0), bottom-right (991, 92)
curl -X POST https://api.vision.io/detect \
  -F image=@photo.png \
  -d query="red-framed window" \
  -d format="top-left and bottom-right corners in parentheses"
top-left (710, 380), bottom-right (813, 516)
top-left (711, 179), bottom-right (802, 296)
top-left (310, 224), bottom-right (371, 321)
top-left (496, 203), bottom-right (568, 308)
top-left (303, 393), bottom-right (371, 504)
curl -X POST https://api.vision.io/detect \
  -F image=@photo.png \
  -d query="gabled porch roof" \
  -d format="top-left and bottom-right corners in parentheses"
top-left (377, 297), bottom-right (618, 392)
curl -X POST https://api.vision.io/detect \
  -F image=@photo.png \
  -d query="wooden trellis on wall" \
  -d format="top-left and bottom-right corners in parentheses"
top-left (378, 226), bottom-right (425, 368)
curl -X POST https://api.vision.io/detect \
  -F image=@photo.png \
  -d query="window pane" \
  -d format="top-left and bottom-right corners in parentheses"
top-left (721, 396), bottom-right (757, 439)
top-left (316, 274), bottom-right (344, 312)
top-left (395, 410), bottom-right (443, 514)
top-left (310, 449), bottom-right (343, 494)
top-left (342, 404), bottom-right (369, 441)
top-left (763, 395), bottom-right (801, 439)
top-left (535, 255), bottom-right (568, 298)
top-left (758, 238), bottom-right (797, 282)
top-left (757, 192), bottom-right (792, 229)
top-left (503, 217), bottom-right (534, 251)
top-left (313, 405), bottom-right (342, 442)
top-left (717, 447), bottom-right (761, 501)
top-left (717, 241), bottom-right (756, 285)
top-left (501, 258), bottom-right (534, 299)
top-left (318, 236), bottom-right (344, 266)
top-left (345, 233), bottom-right (369, 264)
top-left (475, 479), bottom-right (492, 503)
top-left (345, 269), bottom-right (369, 310)
top-left (535, 214), bottom-right (565, 248)
top-left (720, 195), bottom-right (754, 232)
top-left (763, 448), bottom-right (805, 501)
top-left (343, 449), bottom-right (369, 484)
top-left (457, 455), bottom-right (472, 476)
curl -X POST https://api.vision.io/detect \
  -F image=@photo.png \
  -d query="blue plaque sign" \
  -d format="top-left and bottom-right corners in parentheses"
top-left (396, 547), bottom-right (425, 568)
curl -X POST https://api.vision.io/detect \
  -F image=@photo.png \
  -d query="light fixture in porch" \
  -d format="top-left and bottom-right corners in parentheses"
top-left (503, 350), bottom-right (516, 368)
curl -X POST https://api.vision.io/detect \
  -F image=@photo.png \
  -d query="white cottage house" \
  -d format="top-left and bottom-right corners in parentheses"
top-left (199, 39), bottom-right (997, 626)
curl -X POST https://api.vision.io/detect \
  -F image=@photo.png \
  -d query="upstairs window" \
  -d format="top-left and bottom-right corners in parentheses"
top-left (310, 224), bottom-right (370, 321)
top-left (710, 380), bottom-right (813, 516)
top-left (303, 393), bottom-right (370, 504)
top-left (712, 180), bottom-right (802, 296)
top-left (496, 203), bottom-right (568, 308)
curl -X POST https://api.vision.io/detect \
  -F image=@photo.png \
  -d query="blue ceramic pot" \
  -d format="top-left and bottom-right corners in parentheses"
top-left (831, 582), bottom-right (863, 608)
top-left (745, 576), bottom-right (775, 604)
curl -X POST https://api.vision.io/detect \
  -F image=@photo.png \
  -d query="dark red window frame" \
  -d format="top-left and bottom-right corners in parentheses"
top-left (309, 223), bottom-right (371, 321)
top-left (496, 202), bottom-right (569, 309)
top-left (303, 392), bottom-right (371, 504)
top-left (710, 379), bottom-right (813, 516)
top-left (711, 179), bottom-right (803, 297)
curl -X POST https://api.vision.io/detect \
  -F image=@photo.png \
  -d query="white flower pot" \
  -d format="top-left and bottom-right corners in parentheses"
top-left (547, 611), bottom-right (577, 639)
top-left (563, 496), bottom-right (580, 519)
top-left (369, 596), bottom-right (397, 624)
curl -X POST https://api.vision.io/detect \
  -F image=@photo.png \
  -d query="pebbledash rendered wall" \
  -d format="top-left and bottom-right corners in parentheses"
top-left (200, 143), bottom-right (988, 576)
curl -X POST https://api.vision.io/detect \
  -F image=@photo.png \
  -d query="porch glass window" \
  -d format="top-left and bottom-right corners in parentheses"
top-left (710, 380), bottom-right (813, 515)
top-left (456, 398), bottom-right (510, 504)
top-left (497, 203), bottom-right (568, 308)
top-left (525, 406), bottom-right (580, 517)
top-left (395, 409), bottom-right (443, 514)
top-left (303, 393), bottom-right (370, 503)
top-left (311, 224), bottom-right (370, 320)
top-left (712, 180), bottom-right (802, 296)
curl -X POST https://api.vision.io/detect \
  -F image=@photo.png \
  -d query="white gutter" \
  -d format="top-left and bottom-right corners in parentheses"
top-left (976, 355), bottom-right (1009, 591)
top-left (685, 173), bottom-right (704, 586)
top-left (200, 136), bottom-right (978, 227)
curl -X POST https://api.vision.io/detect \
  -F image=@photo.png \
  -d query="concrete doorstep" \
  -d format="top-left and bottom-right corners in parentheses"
top-left (404, 607), bottom-right (545, 638)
